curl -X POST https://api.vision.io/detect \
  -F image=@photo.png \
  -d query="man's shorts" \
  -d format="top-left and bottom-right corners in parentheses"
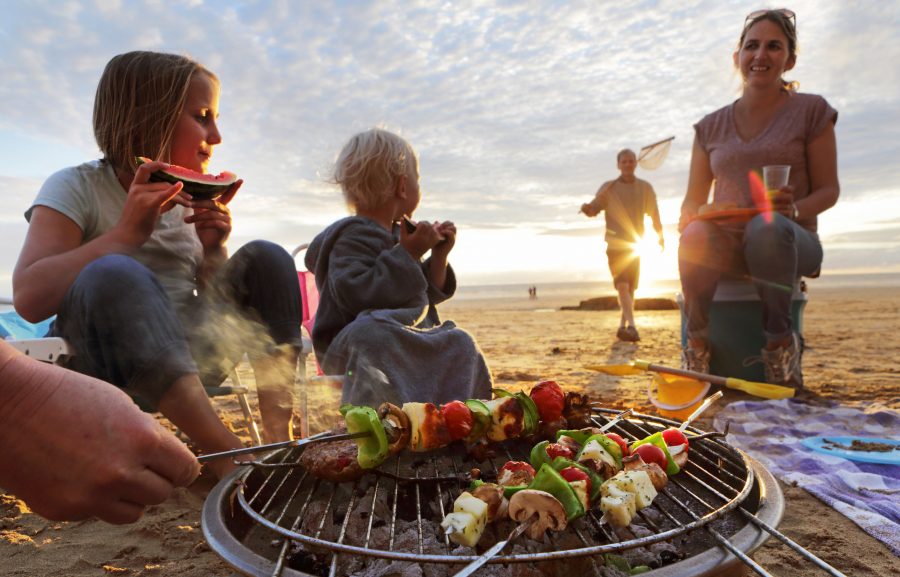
top-left (607, 249), bottom-right (640, 290)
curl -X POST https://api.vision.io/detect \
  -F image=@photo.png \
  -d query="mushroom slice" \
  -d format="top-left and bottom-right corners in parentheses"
top-left (378, 402), bottom-right (411, 454)
top-left (471, 483), bottom-right (509, 522)
top-left (507, 489), bottom-right (568, 540)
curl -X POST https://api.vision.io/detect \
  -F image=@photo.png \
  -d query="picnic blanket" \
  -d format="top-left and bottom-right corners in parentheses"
top-left (713, 398), bottom-right (900, 556)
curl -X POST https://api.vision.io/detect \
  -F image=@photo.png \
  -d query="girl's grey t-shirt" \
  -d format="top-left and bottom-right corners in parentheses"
top-left (26, 160), bottom-right (203, 310)
top-left (695, 92), bottom-right (837, 233)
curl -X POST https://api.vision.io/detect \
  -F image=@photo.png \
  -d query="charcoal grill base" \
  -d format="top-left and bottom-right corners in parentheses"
top-left (202, 454), bottom-right (783, 577)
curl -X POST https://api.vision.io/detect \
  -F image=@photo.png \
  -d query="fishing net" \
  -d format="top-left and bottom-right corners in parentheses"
top-left (637, 136), bottom-right (674, 170)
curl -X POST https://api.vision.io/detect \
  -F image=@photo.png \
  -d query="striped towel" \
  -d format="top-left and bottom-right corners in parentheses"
top-left (713, 398), bottom-right (900, 556)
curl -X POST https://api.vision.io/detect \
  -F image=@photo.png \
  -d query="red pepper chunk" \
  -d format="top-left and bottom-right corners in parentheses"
top-left (545, 442), bottom-right (575, 460)
top-left (441, 400), bottom-right (474, 441)
top-left (530, 380), bottom-right (565, 422)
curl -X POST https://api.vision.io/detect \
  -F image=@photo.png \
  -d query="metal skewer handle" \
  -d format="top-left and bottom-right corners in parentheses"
top-left (450, 518), bottom-right (534, 577)
top-left (197, 431), bottom-right (369, 463)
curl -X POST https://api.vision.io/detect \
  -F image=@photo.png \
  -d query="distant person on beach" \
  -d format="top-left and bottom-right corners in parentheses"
top-left (677, 9), bottom-right (839, 388)
top-left (0, 340), bottom-right (200, 524)
top-left (581, 149), bottom-right (664, 342)
top-left (12, 51), bottom-right (304, 477)
top-left (305, 128), bottom-right (492, 406)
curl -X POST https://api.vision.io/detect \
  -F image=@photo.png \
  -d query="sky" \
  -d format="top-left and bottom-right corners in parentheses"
top-left (2, 0), bottom-right (899, 299)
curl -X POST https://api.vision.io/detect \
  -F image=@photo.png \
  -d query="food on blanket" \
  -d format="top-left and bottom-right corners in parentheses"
top-left (599, 470), bottom-right (658, 527)
top-left (135, 156), bottom-right (237, 200)
top-left (507, 489), bottom-right (568, 540)
top-left (440, 491), bottom-right (489, 547)
top-left (632, 444), bottom-right (669, 472)
top-left (441, 400), bottom-right (474, 440)
top-left (529, 380), bottom-right (566, 422)
top-left (823, 438), bottom-right (898, 453)
top-left (697, 201), bottom-right (738, 215)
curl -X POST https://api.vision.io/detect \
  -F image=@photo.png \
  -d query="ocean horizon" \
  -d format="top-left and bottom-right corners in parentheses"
top-left (452, 271), bottom-right (900, 303)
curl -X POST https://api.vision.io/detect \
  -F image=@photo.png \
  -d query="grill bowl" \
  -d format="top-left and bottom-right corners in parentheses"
top-left (202, 412), bottom-right (784, 577)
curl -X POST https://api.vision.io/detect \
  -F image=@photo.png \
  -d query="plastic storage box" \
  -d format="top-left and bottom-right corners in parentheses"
top-left (677, 279), bottom-right (806, 382)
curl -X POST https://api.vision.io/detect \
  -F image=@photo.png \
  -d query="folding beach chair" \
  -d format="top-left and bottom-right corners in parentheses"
top-left (292, 243), bottom-right (343, 389)
top-left (0, 307), bottom-right (263, 446)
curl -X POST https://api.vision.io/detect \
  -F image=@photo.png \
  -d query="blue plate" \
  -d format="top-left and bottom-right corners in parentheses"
top-left (802, 436), bottom-right (900, 465)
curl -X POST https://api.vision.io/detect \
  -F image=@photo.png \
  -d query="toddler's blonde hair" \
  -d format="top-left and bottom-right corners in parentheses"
top-left (93, 51), bottom-right (217, 174)
top-left (334, 128), bottom-right (417, 212)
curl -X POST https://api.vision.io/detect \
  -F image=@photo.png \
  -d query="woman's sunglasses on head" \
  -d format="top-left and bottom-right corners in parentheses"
top-left (744, 8), bottom-right (796, 30)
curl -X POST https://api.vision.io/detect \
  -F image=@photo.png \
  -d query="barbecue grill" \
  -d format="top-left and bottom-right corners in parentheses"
top-left (202, 408), bottom-right (845, 577)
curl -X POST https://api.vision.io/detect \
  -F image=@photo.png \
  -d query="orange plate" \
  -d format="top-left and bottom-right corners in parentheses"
top-left (694, 208), bottom-right (763, 223)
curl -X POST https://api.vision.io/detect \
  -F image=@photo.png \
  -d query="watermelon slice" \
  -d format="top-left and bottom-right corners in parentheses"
top-left (135, 156), bottom-right (237, 200)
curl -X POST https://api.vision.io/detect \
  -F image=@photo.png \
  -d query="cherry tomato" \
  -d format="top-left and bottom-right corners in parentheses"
top-left (662, 428), bottom-right (689, 451)
top-left (529, 380), bottom-right (565, 422)
top-left (441, 400), bottom-right (473, 441)
top-left (633, 444), bottom-right (668, 470)
top-left (498, 461), bottom-right (536, 486)
top-left (604, 432), bottom-right (630, 457)
top-left (545, 442), bottom-right (575, 460)
top-left (559, 466), bottom-right (592, 496)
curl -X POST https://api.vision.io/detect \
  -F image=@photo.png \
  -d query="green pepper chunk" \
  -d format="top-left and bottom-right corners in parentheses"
top-left (514, 392), bottom-right (540, 435)
top-left (630, 566), bottom-right (651, 574)
top-left (630, 431), bottom-right (681, 475)
top-left (579, 434), bottom-right (623, 470)
top-left (555, 429), bottom-right (593, 445)
top-left (529, 440), bottom-right (551, 471)
top-left (549, 456), bottom-right (603, 502)
top-left (469, 478), bottom-right (527, 499)
top-left (528, 463), bottom-right (585, 521)
top-left (339, 404), bottom-right (389, 469)
top-left (464, 399), bottom-right (491, 441)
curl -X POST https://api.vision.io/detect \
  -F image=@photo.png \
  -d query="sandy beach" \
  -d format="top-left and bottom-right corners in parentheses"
top-left (2, 283), bottom-right (898, 576)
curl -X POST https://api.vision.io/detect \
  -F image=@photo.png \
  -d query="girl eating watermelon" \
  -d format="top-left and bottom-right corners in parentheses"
top-left (12, 51), bottom-right (303, 478)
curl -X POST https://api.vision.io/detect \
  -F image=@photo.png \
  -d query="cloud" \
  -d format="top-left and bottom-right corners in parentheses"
top-left (1, 0), bottom-right (899, 296)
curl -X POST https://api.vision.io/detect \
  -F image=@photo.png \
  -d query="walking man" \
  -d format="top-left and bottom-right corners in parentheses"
top-left (581, 149), bottom-right (664, 341)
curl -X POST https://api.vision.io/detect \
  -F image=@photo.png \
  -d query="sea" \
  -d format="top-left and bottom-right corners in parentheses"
top-left (451, 271), bottom-right (900, 304)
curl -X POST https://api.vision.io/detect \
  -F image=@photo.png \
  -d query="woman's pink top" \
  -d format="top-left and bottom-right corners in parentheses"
top-left (695, 92), bottom-right (837, 232)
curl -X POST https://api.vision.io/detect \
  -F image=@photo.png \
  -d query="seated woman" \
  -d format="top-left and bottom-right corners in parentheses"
top-left (305, 128), bottom-right (493, 407)
top-left (13, 51), bottom-right (303, 476)
top-left (677, 9), bottom-right (839, 388)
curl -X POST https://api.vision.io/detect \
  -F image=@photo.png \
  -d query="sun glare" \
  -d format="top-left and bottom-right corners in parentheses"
top-left (631, 232), bottom-right (680, 297)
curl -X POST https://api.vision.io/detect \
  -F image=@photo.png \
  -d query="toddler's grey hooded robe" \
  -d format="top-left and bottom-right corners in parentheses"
top-left (305, 216), bottom-right (492, 407)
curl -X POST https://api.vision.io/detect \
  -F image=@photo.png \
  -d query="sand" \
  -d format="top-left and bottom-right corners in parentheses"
top-left (1, 285), bottom-right (898, 576)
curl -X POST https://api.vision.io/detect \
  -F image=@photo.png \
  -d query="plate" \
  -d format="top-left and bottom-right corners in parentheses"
top-left (694, 208), bottom-right (763, 223)
top-left (801, 436), bottom-right (900, 465)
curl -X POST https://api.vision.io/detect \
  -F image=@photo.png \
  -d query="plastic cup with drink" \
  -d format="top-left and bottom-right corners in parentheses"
top-left (763, 165), bottom-right (791, 199)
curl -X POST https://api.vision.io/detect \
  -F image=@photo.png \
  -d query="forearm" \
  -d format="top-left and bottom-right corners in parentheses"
top-left (13, 232), bottom-right (138, 322)
top-left (427, 253), bottom-right (449, 292)
top-left (795, 185), bottom-right (839, 220)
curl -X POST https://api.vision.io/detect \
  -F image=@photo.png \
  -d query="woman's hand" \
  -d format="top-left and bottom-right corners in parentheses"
top-left (769, 184), bottom-right (798, 220)
top-left (114, 160), bottom-right (191, 248)
top-left (186, 179), bottom-right (242, 251)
